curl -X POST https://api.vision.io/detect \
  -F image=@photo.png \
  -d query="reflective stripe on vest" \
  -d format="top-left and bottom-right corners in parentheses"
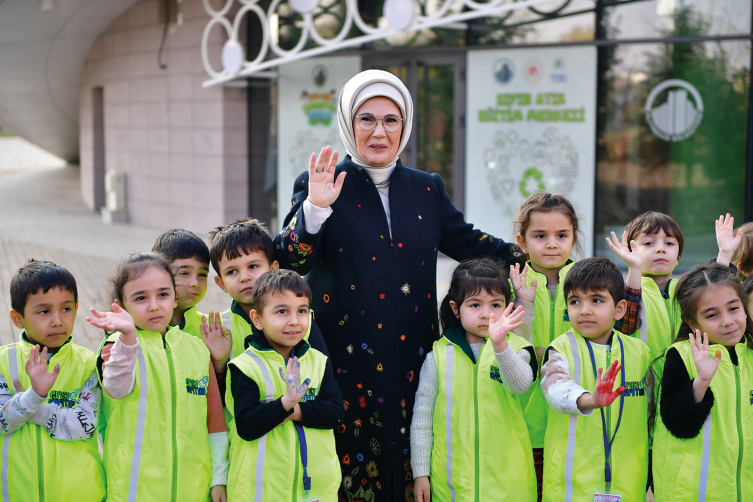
top-left (444, 344), bottom-right (456, 502)
top-left (222, 311), bottom-right (234, 361)
top-left (698, 414), bottom-right (712, 502)
top-left (639, 300), bottom-right (648, 344)
top-left (246, 350), bottom-right (274, 502)
top-left (127, 345), bottom-right (149, 502)
top-left (1, 346), bottom-right (17, 502)
top-left (564, 332), bottom-right (581, 502)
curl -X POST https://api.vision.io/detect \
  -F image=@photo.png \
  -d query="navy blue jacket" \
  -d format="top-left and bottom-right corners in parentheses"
top-left (275, 156), bottom-right (522, 501)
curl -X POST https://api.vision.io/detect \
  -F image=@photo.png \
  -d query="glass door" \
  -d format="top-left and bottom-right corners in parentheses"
top-left (363, 53), bottom-right (466, 210)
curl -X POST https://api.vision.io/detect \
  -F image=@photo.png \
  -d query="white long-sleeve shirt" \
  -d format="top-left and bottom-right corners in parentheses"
top-left (0, 369), bottom-right (100, 441)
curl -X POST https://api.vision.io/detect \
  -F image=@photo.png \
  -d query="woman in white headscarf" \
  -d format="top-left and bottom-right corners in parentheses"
top-left (275, 70), bottom-right (522, 502)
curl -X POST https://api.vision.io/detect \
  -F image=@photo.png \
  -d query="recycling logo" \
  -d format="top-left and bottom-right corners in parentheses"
top-left (519, 168), bottom-right (545, 197)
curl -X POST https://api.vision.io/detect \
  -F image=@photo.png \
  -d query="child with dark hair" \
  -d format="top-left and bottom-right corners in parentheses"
top-left (512, 193), bottom-right (642, 494)
top-left (652, 263), bottom-right (753, 501)
top-left (207, 218), bottom-right (329, 382)
top-left (225, 270), bottom-right (343, 501)
top-left (541, 258), bottom-right (649, 501)
top-left (152, 228), bottom-right (211, 338)
top-left (411, 257), bottom-right (537, 502)
top-left (608, 211), bottom-right (684, 361)
top-left (0, 259), bottom-right (105, 502)
top-left (88, 252), bottom-right (228, 502)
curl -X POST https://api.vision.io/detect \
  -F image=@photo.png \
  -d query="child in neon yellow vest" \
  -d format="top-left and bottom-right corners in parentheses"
top-left (607, 211), bottom-right (684, 362)
top-left (206, 218), bottom-right (331, 383)
top-left (225, 270), bottom-right (343, 501)
top-left (0, 260), bottom-right (104, 502)
top-left (88, 252), bottom-right (229, 502)
top-left (411, 257), bottom-right (538, 502)
top-left (511, 193), bottom-right (642, 497)
top-left (653, 264), bottom-right (753, 502)
top-left (541, 258), bottom-right (649, 501)
top-left (152, 228), bottom-right (212, 338)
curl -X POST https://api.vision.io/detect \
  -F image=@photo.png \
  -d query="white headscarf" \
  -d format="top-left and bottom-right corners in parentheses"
top-left (337, 69), bottom-right (414, 169)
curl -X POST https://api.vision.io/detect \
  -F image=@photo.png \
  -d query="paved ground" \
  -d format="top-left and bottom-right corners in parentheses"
top-left (0, 164), bottom-right (228, 350)
top-left (0, 163), bottom-right (457, 351)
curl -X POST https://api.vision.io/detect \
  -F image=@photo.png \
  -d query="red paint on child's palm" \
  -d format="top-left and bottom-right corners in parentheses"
top-left (593, 361), bottom-right (624, 408)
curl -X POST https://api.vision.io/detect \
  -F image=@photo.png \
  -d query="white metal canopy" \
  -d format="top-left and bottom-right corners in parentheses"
top-left (201, 0), bottom-right (564, 87)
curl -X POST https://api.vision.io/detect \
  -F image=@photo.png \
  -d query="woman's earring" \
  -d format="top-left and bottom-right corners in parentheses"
top-left (454, 312), bottom-right (459, 319)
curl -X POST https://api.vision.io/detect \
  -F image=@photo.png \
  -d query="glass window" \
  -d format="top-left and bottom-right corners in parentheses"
top-left (594, 39), bottom-right (751, 269)
top-left (604, 0), bottom-right (752, 39)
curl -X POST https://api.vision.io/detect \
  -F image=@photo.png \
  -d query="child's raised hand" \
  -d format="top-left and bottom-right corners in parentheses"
top-left (86, 303), bottom-right (137, 345)
top-left (591, 360), bottom-right (625, 409)
top-left (24, 345), bottom-right (60, 398)
top-left (606, 230), bottom-right (642, 270)
top-left (307, 145), bottom-right (346, 209)
top-left (200, 311), bottom-right (232, 374)
top-left (278, 357), bottom-right (311, 410)
top-left (690, 329), bottom-right (721, 385)
top-left (414, 476), bottom-right (431, 502)
top-left (716, 213), bottom-right (742, 266)
top-left (510, 263), bottom-right (537, 304)
top-left (488, 303), bottom-right (525, 352)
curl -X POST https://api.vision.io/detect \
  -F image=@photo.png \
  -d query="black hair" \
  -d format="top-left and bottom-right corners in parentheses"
top-left (10, 259), bottom-right (78, 314)
top-left (151, 229), bottom-right (210, 266)
top-left (109, 252), bottom-right (175, 305)
top-left (251, 269), bottom-right (312, 313)
top-left (207, 218), bottom-right (275, 276)
top-left (439, 257), bottom-right (512, 333)
top-left (624, 211), bottom-right (685, 259)
top-left (563, 257), bottom-right (625, 305)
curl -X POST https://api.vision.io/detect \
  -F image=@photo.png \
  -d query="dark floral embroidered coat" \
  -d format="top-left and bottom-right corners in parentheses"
top-left (275, 156), bottom-right (522, 502)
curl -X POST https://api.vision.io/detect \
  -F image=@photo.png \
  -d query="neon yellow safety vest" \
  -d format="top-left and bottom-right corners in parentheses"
top-left (543, 330), bottom-right (649, 502)
top-left (521, 260), bottom-right (574, 448)
top-left (219, 304), bottom-right (314, 363)
top-left (0, 334), bottom-right (104, 502)
top-left (225, 339), bottom-right (340, 502)
top-left (431, 326), bottom-right (537, 502)
top-left (177, 306), bottom-right (205, 339)
top-left (99, 326), bottom-right (213, 502)
top-left (653, 340), bottom-right (753, 502)
top-left (631, 277), bottom-right (680, 362)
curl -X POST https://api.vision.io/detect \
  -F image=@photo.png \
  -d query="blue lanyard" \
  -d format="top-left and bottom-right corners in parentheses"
top-left (290, 347), bottom-right (312, 491)
top-left (585, 334), bottom-right (625, 485)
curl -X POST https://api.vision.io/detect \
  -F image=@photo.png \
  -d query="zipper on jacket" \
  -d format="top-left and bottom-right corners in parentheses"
top-left (473, 362), bottom-right (480, 502)
top-left (735, 364), bottom-right (743, 502)
top-left (36, 426), bottom-right (44, 501)
top-left (166, 343), bottom-right (179, 502)
top-left (549, 284), bottom-right (558, 345)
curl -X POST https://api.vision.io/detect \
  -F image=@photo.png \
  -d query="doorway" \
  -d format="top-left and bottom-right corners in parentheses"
top-left (363, 52), bottom-right (466, 210)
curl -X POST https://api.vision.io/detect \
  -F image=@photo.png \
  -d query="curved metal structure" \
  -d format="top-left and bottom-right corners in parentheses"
top-left (201, 0), bottom-right (568, 87)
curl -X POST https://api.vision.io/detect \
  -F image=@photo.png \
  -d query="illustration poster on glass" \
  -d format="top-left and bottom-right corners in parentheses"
top-left (277, 55), bottom-right (362, 224)
top-left (465, 46), bottom-right (597, 256)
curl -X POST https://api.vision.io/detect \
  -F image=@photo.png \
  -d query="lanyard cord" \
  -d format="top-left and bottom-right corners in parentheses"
top-left (585, 334), bottom-right (626, 485)
top-left (289, 346), bottom-right (312, 491)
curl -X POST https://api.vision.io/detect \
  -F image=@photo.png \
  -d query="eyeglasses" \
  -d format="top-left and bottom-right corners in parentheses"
top-left (355, 113), bottom-right (403, 133)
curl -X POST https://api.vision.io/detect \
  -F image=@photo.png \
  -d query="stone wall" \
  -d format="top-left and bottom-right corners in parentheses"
top-left (78, 0), bottom-right (247, 232)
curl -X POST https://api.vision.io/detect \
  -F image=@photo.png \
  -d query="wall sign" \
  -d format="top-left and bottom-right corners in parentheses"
top-left (645, 79), bottom-right (704, 142)
top-left (277, 55), bottom-right (362, 224)
top-left (465, 46), bottom-right (597, 256)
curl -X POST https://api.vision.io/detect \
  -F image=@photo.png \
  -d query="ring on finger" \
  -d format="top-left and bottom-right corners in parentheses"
top-left (315, 168), bottom-right (323, 172)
